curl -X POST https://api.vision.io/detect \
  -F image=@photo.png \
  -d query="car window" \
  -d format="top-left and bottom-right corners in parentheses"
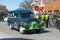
top-left (8, 13), bottom-right (16, 18)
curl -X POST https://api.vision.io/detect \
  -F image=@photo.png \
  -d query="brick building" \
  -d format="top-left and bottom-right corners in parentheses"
top-left (44, 0), bottom-right (60, 13)
top-left (32, 0), bottom-right (60, 14)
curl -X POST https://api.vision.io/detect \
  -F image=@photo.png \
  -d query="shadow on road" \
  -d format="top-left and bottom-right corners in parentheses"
top-left (23, 29), bottom-right (51, 35)
top-left (40, 30), bottom-right (51, 34)
top-left (12, 28), bottom-right (51, 35)
top-left (0, 38), bottom-right (34, 40)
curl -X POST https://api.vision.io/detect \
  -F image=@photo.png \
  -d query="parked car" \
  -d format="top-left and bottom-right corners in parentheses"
top-left (7, 10), bottom-right (43, 34)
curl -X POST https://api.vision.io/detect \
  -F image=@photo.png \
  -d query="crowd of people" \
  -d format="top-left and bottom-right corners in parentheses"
top-left (35, 12), bottom-right (49, 28)
top-left (35, 11), bottom-right (60, 30)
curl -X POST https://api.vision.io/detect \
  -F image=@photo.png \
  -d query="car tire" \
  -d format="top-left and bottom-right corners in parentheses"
top-left (58, 27), bottom-right (60, 30)
top-left (35, 29), bottom-right (40, 33)
top-left (10, 24), bottom-right (14, 30)
top-left (19, 27), bottom-right (25, 34)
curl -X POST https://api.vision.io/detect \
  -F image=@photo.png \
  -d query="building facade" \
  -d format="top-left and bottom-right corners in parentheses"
top-left (44, 0), bottom-right (60, 13)
top-left (32, 0), bottom-right (60, 14)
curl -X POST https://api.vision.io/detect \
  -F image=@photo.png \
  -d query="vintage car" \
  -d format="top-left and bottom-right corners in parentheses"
top-left (7, 10), bottom-right (43, 34)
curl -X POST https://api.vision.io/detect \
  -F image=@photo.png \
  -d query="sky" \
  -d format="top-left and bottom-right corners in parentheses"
top-left (0, 0), bottom-right (23, 11)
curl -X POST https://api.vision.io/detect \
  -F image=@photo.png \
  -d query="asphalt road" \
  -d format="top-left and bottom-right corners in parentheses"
top-left (0, 22), bottom-right (60, 40)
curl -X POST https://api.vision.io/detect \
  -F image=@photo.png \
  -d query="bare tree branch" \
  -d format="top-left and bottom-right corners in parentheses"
top-left (19, 0), bottom-right (33, 10)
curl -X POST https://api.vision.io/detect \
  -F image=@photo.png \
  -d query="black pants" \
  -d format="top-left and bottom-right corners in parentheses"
top-left (45, 20), bottom-right (49, 28)
top-left (56, 21), bottom-right (60, 30)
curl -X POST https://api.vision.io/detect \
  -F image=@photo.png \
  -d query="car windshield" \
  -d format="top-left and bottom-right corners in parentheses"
top-left (15, 13), bottom-right (34, 18)
top-left (20, 13), bottom-right (33, 18)
top-left (8, 11), bottom-right (34, 18)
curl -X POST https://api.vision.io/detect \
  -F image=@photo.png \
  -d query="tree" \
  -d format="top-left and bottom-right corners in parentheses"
top-left (19, 0), bottom-right (33, 10)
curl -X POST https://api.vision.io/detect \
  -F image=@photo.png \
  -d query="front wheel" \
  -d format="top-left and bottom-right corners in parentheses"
top-left (19, 27), bottom-right (25, 34)
top-left (10, 24), bottom-right (14, 30)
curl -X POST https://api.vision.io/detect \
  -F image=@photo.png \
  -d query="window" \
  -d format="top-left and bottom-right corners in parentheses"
top-left (54, 10), bottom-right (59, 15)
top-left (53, 0), bottom-right (56, 1)
top-left (46, 0), bottom-right (51, 3)
top-left (48, 10), bottom-right (52, 15)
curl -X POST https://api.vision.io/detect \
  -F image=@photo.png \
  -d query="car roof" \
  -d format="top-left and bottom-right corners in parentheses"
top-left (8, 9), bottom-right (33, 14)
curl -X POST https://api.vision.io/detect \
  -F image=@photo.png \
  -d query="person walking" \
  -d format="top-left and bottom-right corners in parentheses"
top-left (56, 13), bottom-right (60, 30)
top-left (41, 14), bottom-right (45, 26)
top-left (53, 13), bottom-right (57, 27)
top-left (45, 13), bottom-right (49, 28)
top-left (35, 14), bottom-right (40, 19)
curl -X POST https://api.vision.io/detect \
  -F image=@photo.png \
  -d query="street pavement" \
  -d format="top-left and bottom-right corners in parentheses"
top-left (0, 22), bottom-right (60, 40)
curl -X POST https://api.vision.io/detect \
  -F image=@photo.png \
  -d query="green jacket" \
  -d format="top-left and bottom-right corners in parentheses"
top-left (57, 15), bottom-right (60, 20)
